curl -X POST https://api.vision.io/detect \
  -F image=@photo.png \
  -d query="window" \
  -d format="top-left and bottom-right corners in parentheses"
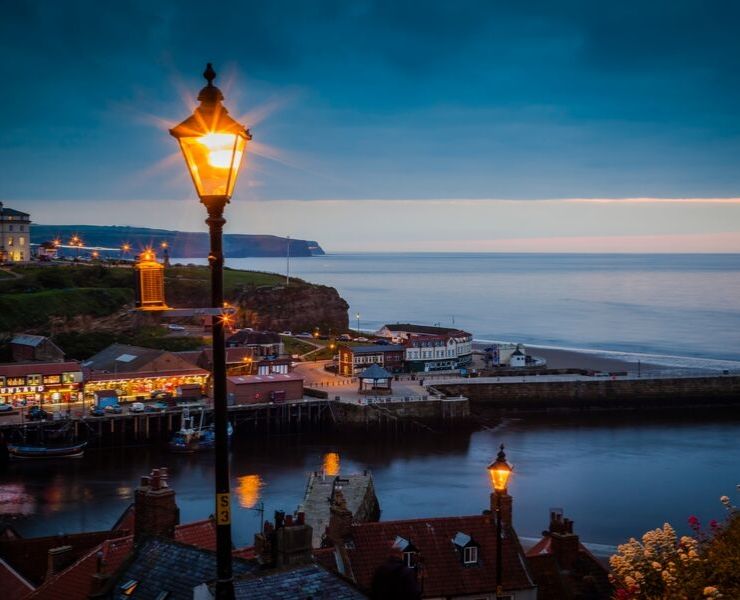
top-left (7, 236), bottom-right (13, 246)
top-left (44, 375), bottom-right (61, 385)
top-left (27, 374), bottom-right (42, 386)
top-left (62, 372), bottom-right (78, 384)
top-left (19, 237), bottom-right (25, 246)
top-left (8, 225), bottom-right (12, 232)
top-left (403, 551), bottom-right (415, 568)
top-left (463, 546), bottom-right (478, 564)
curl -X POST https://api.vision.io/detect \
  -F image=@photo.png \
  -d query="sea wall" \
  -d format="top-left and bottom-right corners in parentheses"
top-left (435, 376), bottom-right (740, 412)
top-left (331, 398), bottom-right (470, 429)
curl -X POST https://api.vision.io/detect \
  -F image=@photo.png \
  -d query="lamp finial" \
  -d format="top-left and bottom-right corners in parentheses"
top-left (204, 63), bottom-right (216, 87)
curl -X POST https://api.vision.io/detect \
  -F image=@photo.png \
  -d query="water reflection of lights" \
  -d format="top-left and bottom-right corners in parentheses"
top-left (0, 484), bottom-right (36, 516)
top-left (235, 475), bottom-right (263, 509)
top-left (323, 452), bottom-right (340, 476)
top-left (116, 486), bottom-right (133, 499)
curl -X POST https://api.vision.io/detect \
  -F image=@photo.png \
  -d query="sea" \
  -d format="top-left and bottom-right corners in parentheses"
top-left (179, 252), bottom-right (740, 367)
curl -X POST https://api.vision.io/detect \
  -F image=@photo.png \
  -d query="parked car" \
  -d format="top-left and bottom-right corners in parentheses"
top-left (150, 390), bottom-right (172, 400)
top-left (280, 330), bottom-right (292, 336)
top-left (355, 337), bottom-right (369, 342)
top-left (167, 324), bottom-right (186, 331)
top-left (0, 403), bottom-right (13, 413)
top-left (28, 406), bottom-right (49, 421)
top-left (104, 404), bottom-right (123, 414)
top-left (130, 402), bottom-right (145, 413)
top-left (90, 407), bottom-right (106, 417)
top-left (144, 402), bottom-right (169, 413)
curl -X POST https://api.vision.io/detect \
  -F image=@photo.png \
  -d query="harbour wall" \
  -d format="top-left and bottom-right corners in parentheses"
top-left (434, 376), bottom-right (740, 413)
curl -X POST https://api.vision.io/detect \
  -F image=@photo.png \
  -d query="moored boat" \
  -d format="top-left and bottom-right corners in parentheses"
top-left (8, 441), bottom-right (87, 459)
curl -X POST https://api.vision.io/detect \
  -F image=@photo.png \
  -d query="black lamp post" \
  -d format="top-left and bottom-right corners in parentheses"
top-left (488, 444), bottom-right (513, 598)
top-left (170, 63), bottom-right (251, 600)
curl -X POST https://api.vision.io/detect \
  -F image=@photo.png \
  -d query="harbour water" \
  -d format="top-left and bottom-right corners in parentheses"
top-left (181, 252), bottom-right (740, 365)
top-left (4, 253), bottom-right (739, 553)
top-left (3, 413), bottom-right (739, 549)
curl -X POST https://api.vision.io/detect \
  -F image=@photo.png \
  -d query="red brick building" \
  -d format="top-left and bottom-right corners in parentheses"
top-left (0, 361), bottom-right (82, 408)
top-left (338, 344), bottom-right (405, 376)
top-left (227, 373), bottom-right (304, 405)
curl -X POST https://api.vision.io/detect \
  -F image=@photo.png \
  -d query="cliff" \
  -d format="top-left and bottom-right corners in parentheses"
top-left (31, 225), bottom-right (325, 257)
top-left (236, 282), bottom-right (349, 333)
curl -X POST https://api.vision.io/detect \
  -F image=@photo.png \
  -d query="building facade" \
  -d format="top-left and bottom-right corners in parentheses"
top-left (0, 203), bottom-right (31, 263)
top-left (337, 344), bottom-right (406, 376)
top-left (226, 373), bottom-right (304, 405)
top-left (0, 361), bottom-right (83, 408)
top-left (377, 324), bottom-right (473, 373)
top-left (9, 335), bottom-right (65, 363)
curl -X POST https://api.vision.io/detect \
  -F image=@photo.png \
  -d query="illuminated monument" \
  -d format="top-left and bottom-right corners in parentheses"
top-left (134, 250), bottom-right (168, 311)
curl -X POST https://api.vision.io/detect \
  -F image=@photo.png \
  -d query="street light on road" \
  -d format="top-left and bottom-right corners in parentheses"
top-left (170, 63), bottom-right (251, 600)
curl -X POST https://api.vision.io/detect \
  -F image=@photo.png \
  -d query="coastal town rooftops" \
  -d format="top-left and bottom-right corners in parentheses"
top-left (232, 563), bottom-right (366, 599)
top-left (0, 361), bottom-right (81, 377)
top-left (379, 323), bottom-right (470, 336)
top-left (341, 344), bottom-right (405, 354)
top-left (226, 329), bottom-right (281, 346)
top-left (357, 364), bottom-right (392, 380)
top-left (82, 343), bottom-right (199, 374)
top-left (331, 514), bottom-right (536, 597)
top-left (0, 204), bottom-right (30, 220)
top-left (0, 558), bottom-right (34, 599)
top-left (227, 372), bottom-right (303, 385)
top-left (10, 334), bottom-right (47, 348)
top-left (108, 537), bottom-right (256, 600)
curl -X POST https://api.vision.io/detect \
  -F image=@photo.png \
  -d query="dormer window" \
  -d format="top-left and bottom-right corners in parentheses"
top-left (393, 536), bottom-right (418, 568)
top-left (463, 545), bottom-right (478, 564)
top-left (453, 531), bottom-right (480, 566)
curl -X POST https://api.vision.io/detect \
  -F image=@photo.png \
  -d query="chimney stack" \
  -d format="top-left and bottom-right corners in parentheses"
top-left (548, 511), bottom-right (580, 570)
top-left (254, 509), bottom-right (313, 568)
top-left (46, 545), bottom-right (74, 579)
top-left (134, 467), bottom-right (179, 542)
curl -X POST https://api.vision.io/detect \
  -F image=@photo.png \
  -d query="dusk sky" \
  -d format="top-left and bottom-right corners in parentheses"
top-left (2, 1), bottom-right (740, 252)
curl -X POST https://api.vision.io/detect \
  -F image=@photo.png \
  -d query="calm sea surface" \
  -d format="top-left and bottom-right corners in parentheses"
top-left (183, 253), bottom-right (740, 365)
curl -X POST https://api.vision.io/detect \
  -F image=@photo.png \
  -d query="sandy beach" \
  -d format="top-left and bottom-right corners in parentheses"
top-left (473, 342), bottom-right (667, 373)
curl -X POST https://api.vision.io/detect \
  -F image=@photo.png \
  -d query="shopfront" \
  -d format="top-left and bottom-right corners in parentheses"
top-left (85, 368), bottom-right (208, 402)
top-left (0, 361), bottom-right (83, 408)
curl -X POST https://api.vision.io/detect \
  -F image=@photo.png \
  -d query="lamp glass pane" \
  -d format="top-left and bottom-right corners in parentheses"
top-left (178, 133), bottom-right (246, 199)
top-left (489, 467), bottom-right (511, 492)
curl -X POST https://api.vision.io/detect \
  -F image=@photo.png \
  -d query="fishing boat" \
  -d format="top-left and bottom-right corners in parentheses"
top-left (169, 409), bottom-right (232, 454)
top-left (8, 441), bottom-right (87, 459)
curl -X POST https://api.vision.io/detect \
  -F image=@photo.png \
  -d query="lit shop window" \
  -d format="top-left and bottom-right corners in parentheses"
top-left (27, 374), bottom-right (42, 386)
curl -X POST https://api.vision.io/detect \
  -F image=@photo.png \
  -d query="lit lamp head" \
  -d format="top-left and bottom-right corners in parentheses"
top-left (488, 444), bottom-right (513, 494)
top-left (169, 63), bottom-right (252, 205)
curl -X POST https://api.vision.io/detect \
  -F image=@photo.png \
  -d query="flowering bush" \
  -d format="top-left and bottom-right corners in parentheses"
top-left (610, 487), bottom-right (739, 600)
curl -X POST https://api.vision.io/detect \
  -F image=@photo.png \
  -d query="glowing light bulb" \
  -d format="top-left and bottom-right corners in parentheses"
top-left (198, 133), bottom-right (242, 169)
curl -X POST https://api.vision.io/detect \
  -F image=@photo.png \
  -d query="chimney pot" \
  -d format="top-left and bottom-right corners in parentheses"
top-left (297, 511), bottom-right (305, 525)
top-left (285, 514), bottom-right (294, 527)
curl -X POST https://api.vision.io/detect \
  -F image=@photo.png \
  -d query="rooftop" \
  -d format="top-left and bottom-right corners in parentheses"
top-left (357, 364), bottom-right (392, 380)
top-left (233, 563), bottom-right (365, 599)
top-left (109, 537), bottom-right (256, 600)
top-left (0, 361), bottom-right (81, 378)
top-left (381, 323), bottom-right (470, 336)
top-left (227, 372), bottom-right (303, 385)
top-left (341, 344), bottom-right (405, 354)
top-left (10, 334), bottom-right (48, 348)
top-left (337, 514), bottom-right (535, 597)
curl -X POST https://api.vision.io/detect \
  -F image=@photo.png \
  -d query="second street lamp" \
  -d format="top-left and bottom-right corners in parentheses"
top-left (488, 444), bottom-right (513, 598)
top-left (170, 63), bottom-right (251, 600)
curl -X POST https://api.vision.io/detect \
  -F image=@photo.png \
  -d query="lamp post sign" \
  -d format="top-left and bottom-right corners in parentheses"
top-left (170, 63), bottom-right (251, 600)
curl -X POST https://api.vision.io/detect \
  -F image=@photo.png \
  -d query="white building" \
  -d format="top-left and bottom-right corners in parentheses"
top-left (510, 346), bottom-right (527, 368)
top-left (376, 323), bottom-right (473, 372)
top-left (0, 203), bottom-right (31, 263)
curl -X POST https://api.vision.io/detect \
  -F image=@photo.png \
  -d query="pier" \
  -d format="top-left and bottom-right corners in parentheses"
top-left (299, 470), bottom-right (381, 547)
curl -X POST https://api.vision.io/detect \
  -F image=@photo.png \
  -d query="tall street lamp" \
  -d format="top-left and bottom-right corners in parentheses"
top-left (488, 444), bottom-right (513, 598)
top-left (356, 312), bottom-right (360, 335)
top-left (170, 63), bottom-right (251, 600)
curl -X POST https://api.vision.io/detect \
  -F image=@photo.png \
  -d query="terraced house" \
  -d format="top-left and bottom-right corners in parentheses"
top-left (0, 203), bottom-right (31, 263)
